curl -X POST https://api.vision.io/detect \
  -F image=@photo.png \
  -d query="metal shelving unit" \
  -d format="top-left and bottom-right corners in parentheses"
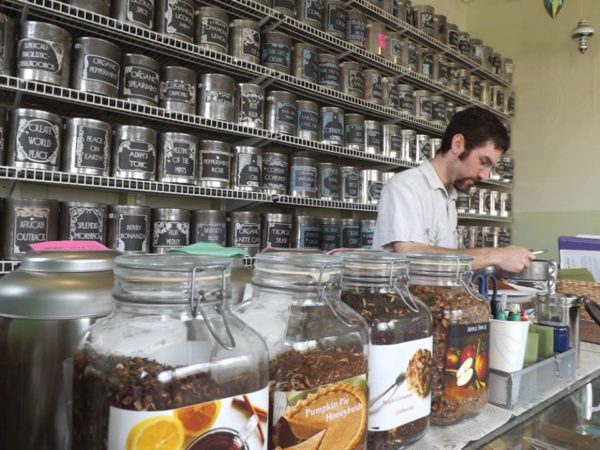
top-left (458, 213), bottom-right (512, 223)
top-left (0, 261), bottom-right (20, 275)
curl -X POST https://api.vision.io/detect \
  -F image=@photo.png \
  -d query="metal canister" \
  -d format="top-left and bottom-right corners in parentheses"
top-left (340, 218), bottom-right (360, 248)
top-left (480, 80), bottom-right (491, 106)
top-left (386, 32), bottom-right (403, 65)
top-left (296, 100), bottom-right (319, 141)
top-left (395, 0), bottom-right (408, 22)
top-left (492, 52), bottom-right (503, 75)
top-left (229, 19), bottom-right (261, 64)
top-left (192, 210), bottom-right (227, 245)
top-left (430, 137), bottom-right (442, 156)
top-left (8, 108), bottom-right (62, 170)
top-left (364, 120), bottom-right (382, 155)
top-left (232, 146), bottom-right (262, 191)
top-left (418, 45), bottom-right (433, 78)
top-left (434, 14), bottom-right (447, 43)
top-left (71, 37), bottom-right (121, 97)
top-left (467, 226), bottom-right (480, 248)
top-left (344, 113), bottom-right (364, 151)
top-left (468, 186), bottom-right (479, 214)
top-left (0, 107), bottom-right (6, 164)
top-left (262, 151), bottom-right (288, 194)
top-left (339, 61), bottom-right (364, 98)
top-left (478, 187), bottom-right (489, 215)
top-left (431, 95), bottom-right (446, 125)
top-left (414, 89), bottom-right (432, 121)
top-left (59, 201), bottom-right (107, 243)
top-left (398, 84), bottom-right (415, 114)
top-left (324, 0), bottom-right (347, 39)
top-left (297, 0), bottom-right (323, 29)
top-left (433, 54), bottom-right (448, 85)
top-left (321, 217), bottom-right (341, 250)
top-left (500, 192), bottom-right (512, 217)
top-left (158, 132), bottom-right (198, 184)
top-left (195, 6), bottom-right (229, 53)
top-left (68, 0), bottom-right (111, 15)
top-left (382, 124), bottom-right (401, 158)
top-left (501, 157), bottom-right (513, 183)
top-left (17, 22), bottom-right (72, 87)
top-left (198, 73), bottom-right (235, 122)
top-left (229, 211), bottom-right (261, 256)
top-left (480, 226), bottom-right (495, 248)
top-left (382, 77), bottom-right (399, 108)
top-left (413, 5), bottom-right (434, 36)
top-left (318, 53), bottom-right (339, 90)
top-left (403, 38), bottom-right (417, 72)
top-left (292, 42), bottom-right (318, 83)
top-left (360, 219), bottom-right (375, 249)
top-left (0, 13), bottom-right (15, 76)
top-left (458, 68), bottom-right (471, 96)
top-left (155, 0), bottom-right (195, 42)
top-left (112, 125), bottom-right (157, 180)
top-left (339, 165), bottom-right (360, 202)
top-left (457, 31), bottom-right (471, 57)
top-left (488, 190), bottom-right (500, 216)
top-left (416, 133), bottom-right (431, 163)
top-left (446, 101), bottom-right (456, 122)
top-left (404, 0), bottom-right (414, 24)
top-left (62, 117), bottom-right (111, 176)
top-left (503, 57), bottom-right (513, 82)
top-left (346, 9), bottom-right (366, 48)
top-left (266, 90), bottom-right (297, 135)
top-left (106, 204), bottom-right (151, 253)
top-left (446, 23), bottom-right (459, 49)
top-left (112, 0), bottom-right (154, 29)
top-left (456, 192), bottom-right (469, 214)
top-left (235, 83), bottom-right (264, 128)
top-left (290, 154), bottom-right (317, 198)
top-left (320, 106), bottom-right (345, 145)
top-left (470, 74), bottom-right (481, 101)
top-left (491, 85), bottom-right (505, 112)
top-left (272, 0), bottom-right (296, 16)
top-left (366, 20), bottom-right (386, 57)
top-left (292, 215), bottom-right (321, 249)
top-left (470, 38), bottom-right (483, 64)
top-left (483, 46), bottom-right (494, 71)
top-left (261, 213), bottom-right (292, 249)
top-left (401, 128), bottom-right (416, 162)
top-left (160, 66), bottom-right (196, 114)
top-left (360, 169), bottom-right (382, 204)
top-left (198, 140), bottom-right (230, 188)
top-left (318, 162), bottom-right (339, 200)
top-left (507, 91), bottom-right (515, 116)
top-left (363, 69), bottom-right (383, 105)
top-left (456, 225), bottom-right (467, 248)
top-left (261, 31), bottom-right (292, 74)
top-left (121, 53), bottom-right (160, 106)
top-left (447, 61), bottom-right (460, 91)
top-left (151, 208), bottom-right (190, 253)
top-left (1, 198), bottom-right (59, 260)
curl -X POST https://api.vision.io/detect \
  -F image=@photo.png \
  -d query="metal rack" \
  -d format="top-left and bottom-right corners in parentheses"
top-left (458, 213), bottom-right (512, 223)
top-left (0, 260), bottom-right (20, 275)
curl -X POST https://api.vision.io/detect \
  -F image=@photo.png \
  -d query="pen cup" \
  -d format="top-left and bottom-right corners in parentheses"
top-left (489, 318), bottom-right (530, 373)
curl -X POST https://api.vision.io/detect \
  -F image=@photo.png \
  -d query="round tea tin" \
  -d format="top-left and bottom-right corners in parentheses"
top-left (106, 204), bottom-right (151, 254)
top-left (195, 6), bottom-right (229, 53)
top-left (192, 210), bottom-right (226, 245)
top-left (71, 37), bottom-right (121, 97)
top-left (112, 0), bottom-right (155, 29)
top-left (62, 117), bottom-right (111, 176)
top-left (112, 125), bottom-right (157, 180)
top-left (198, 139), bottom-right (230, 188)
top-left (121, 53), bottom-right (160, 106)
top-left (157, 132), bottom-right (198, 185)
top-left (198, 73), bottom-right (235, 122)
top-left (160, 66), bottom-right (196, 114)
top-left (59, 201), bottom-right (107, 243)
top-left (155, 0), bottom-right (195, 42)
top-left (151, 207), bottom-right (190, 253)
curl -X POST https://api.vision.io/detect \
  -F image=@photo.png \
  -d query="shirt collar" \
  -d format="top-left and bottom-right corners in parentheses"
top-left (419, 161), bottom-right (458, 200)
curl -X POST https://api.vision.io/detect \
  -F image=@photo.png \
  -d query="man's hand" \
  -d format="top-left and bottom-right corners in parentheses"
top-left (490, 246), bottom-right (535, 273)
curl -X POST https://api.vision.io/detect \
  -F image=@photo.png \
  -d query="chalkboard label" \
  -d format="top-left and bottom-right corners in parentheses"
top-left (153, 220), bottom-right (189, 247)
top-left (117, 139), bottom-right (156, 174)
top-left (302, 48), bottom-right (318, 80)
top-left (399, 91), bottom-right (414, 112)
top-left (261, 42), bottom-right (291, 68)
top-left (163, 0), bottom-right (194, 39)
top-left (199, 17), bottom-right (228, 49)
top-left (127, 0), bottom-right (154, 28)
top-left (200, 150), bottom-right (229, 182)
top-left (266, 222), bottom-right (291, 248)
top-left (162, 79), bottom-right (195, 105)
top-left (367, 128), bottom-right (382, 149)
top-left (163, 139), bottom-right (196, 179)
top-left (291, 164), bottom-right (317, 193)
top-left (303, 0), bottom-right (323, 23)
top-left (277, 101), bottom-right (296, 126)
top-left (319, 166), bottom-right (338, 198)
top-left (361, 229), bottom-right (374, 248)
top-left (236, 152), bottom-right (261, 187)
top-left (342, 225), bottom-right (360, 248)
top-left (390, 38), bottom-right (402, 58)
top-left (75, 125), bottom-right (110, 170)
top-left (196, 222), bottom-right (226, 245)
top-left (299, 226), bottom-right (321, 249)
top-left (349, 69), bottom-right (363, 91)
top-left (117, 213), bottom-right (148, 252)
top-left (318, 62), bottom-right (339, 87)
top-left (18, 38), bottom-right (64, 75)
top-left (321, 111), bottom-right (344, 143)
top-left (368, 181), bottom-right (383, 201)
top-left (234, 222), bottom-right (260, 248)
top-left (346, 123), bottom-right (364, 145)
top-left (67, 206), bottom-right (104, 242)
top-left (297, 110), bottom-right (318, 134)
top-left (343, 171), bottom-right (359, 200)
top-left (0, 16), bottom-right (7, 67)
top-left (239, 89), bottom-right (264, 124)
top-left (263, 158), bottom-right (288, 191)
top-left (347, 19), bottom-right (366, 42)
top-left (420, 13), bottom-right (434, 33)
top-left (432, 101), bottom-right (446, 122)
top-left (83, 54), bottom-right (120, 88)
top-left (13, 206), bottom-right (50, 254)
top-left (15, 116), bottom-right (61, 165)
top-left (123, 65), bottom-right (159, 103)
top-left (322, 225), bottom-right (340, 250)
top-left (241, 28), bottom-right (260, 58)
top-left (326, 4), bottom-right (347, 35)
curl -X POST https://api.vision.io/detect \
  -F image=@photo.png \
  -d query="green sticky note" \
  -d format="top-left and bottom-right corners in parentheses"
top-left (529, 324), bottom-right (554, 359)
top-left (167, 243), bottom-right (248, 257)
top-left (524, 332), bottom-right (539, 365)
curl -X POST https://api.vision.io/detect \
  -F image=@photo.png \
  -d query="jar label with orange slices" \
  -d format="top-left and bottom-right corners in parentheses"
top-left (107, 386), bottom-right (269, 450)
top-left (271, 375), bottom-right (368, 450)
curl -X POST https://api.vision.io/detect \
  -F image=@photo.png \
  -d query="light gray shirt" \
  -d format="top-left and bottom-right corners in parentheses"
top-left (372, 161), bottom-right (459, 250)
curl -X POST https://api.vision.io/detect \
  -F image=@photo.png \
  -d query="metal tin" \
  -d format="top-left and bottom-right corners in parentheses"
top-left (272, 0), bottom-right (296, 17)
top-left (403, 38), bottom-right (417, 72)
top-left (297, 0), bottom-right (323, 29)
top-left (500, 192), bottom-right (511, 217)
top-left (195, 6), bottom-right (229, 53)
top-left (160, 66), bottom-right (196, 114)
top-left (158, 132), bottom-right (198, 184)
top-left (372, 0), bottom-right (393, 13)
top-left (386, 32), bottom-right (403, 65)
top-left (235, 83), bottom-right (264, 128)
top-left (433, 54), bottom-right (448, 85)
top-left (478, 187), bottom-right (489, 215)
top-left (492, 52), bottom-right (502, 75)
top-left (229, 211), bottom-right (261, 256)
top-left (192, 210), bottom-right (226, 245)
top-left (261, 31), bottom-right (292, 74)
top-left (360, 169), bottom-right (382, 204)
top-left (112, 125), bottom-right (157, 180)
top-left (340, 218), bottom-right (360, 248)
top-left (1, 198), bottom-right (59, 260)
top-left (431, 95), bottom-right (446, 125)
top-left (498, 227), bottom-right (511, 247)
top-left (324, 0), bottom-right (347, 39)
top-left (320, 106), bottom-right (345, 145)
top-left (266, 90), bottom-right (297, 135)
top-left (262, 151), bottom-right (288, 194)
top-left (483, 46), bottom-right (494, 71)
top-left (382, 171), bottom-right (394, 183)
top-left (430, 137), bottom-right (442, 156)
top-left (468, 186), bottom-right (479, 214)
top-left (414, 89), bottom-right (432, 121)
top-left (366, 20), bottom-right (386, 57)
top-left (72, 37), bottom-right (121, 97)
top-left (418, 45), bottom-right (433, 78)
top-left (434, 14), bottom-right (447, 43)
top-left (292, 42), bottom-right (318, 83)
top-left (395, 0), bottom-right (408, 22)
top-left (446, 101), bottom-right (456, 122)
top-left (401, 128), bottom-right (416, 162)
top-left (447, 23), bottom-right (459, 49)
top-left (364, 120), bottom-right (382, 155)
top-left (296, 100), bottom-right (319, 141)
top-left (456, 225), bottom-right (467, 248)
top-left (59, 201), bottom-right (107, 243)
top-left (121, 53), bottom-right (160, 105)
top-left (456, 192), bottom-right (469, 214)
top-left (447, 61), bottom-right (460, 91)
top-left (0, 13), bottom-right (15, 76)
top-left (488, 190), bottom-right (499, 216)
top-left (339, 165), bottom-right (360, 202)
top-left (382, 124), bottom-right (402, 159)
top-left (339, 61), bottom-right (364, 98)
top-left (261, 213), bottom-right (292, 249)
top-left (346, 9), bottom-right (366, 48)
top-left (198, 139), bottom-right (230, 188)
top-left (318, 53), bottom-right (339, 90)
top-left (344, 113), bottom-right (364, 151)
top-left (292, 215), bottom-right (321, 249)
top-left (321, 217), bottom-right (341, 250)
top-left (501, 157), bottom-right (513, 183)
top-left (458, 68), bottom-right (471, 96)
top-left (318, 162), bottom-right (339, 200)
top-left (229, 19), bottom-right (260, 64)
top-left (112, 0), bottom-right (154, 29)
top-left (491, 85), bottom-right (506, 112)
top-left (198, 73), bottom-right (235, 122)
top-left (470, 75), bottom-right (481, 101)
top-left (470, 38), bottom-right (483, 64)
top-left (68, 0), bottom-right (111, 15)
top-left (231, 146), bottom-right (262, 191)
top-left (398, 84), bottom-right (415, 114)
top-left (360, 219), bottom-right (375, 249)
top-left (363, 69), bottom-right (383, 105)
top-left (507, 91), bottom-right (515, 116)
top-left (8, 108), bottom-right (62, 170)
top-left (107, 204), bottom-right (150, 253)
top-left (62, 117), bottom-right (111, 176)
top-left (457, 31), bottom-right (471, 57)
top-left (151, 208), bottom-right (190, 253)
top-left (17, 21), bottom-right (72, 87)
top-left (382, 77), bottom-right (399, 108)
top-left (503, 57), bottom-right (513, 82)
top-left (480, 80), bottom-right (491, 106)
top-left (404, 0), bottom-right (414, 25)
top-left (413, 5), bottom-right (434, 36)
top-left (155, 0), bottom-right (195, 42)
top-left (290, 155), bottom-right (317, 198)
top-left (468, 226), bottom-right (480, 248)
top-left (0, 107), bottom-right (6, 164)
top-left (416, 133), bottom-right (431, 163)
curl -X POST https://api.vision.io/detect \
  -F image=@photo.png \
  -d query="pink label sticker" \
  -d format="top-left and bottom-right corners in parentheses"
top-left (30, 241), bottom-right (110, 252)
top-left (378, 33), bottom-right (387, 49)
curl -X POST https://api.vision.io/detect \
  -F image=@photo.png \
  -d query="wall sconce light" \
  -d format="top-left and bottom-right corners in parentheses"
top-left (571, 19), bottom-right (595, 54)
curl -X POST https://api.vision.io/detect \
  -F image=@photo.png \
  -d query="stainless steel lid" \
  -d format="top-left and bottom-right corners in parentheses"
top-left (20, 251), bottom-right (116, 272)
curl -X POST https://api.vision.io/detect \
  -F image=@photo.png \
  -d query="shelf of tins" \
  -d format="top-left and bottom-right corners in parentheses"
top-left (0, 0), bottom-right (445, 136)
top-left (480, 179), bottom-right (512, 189)
top-left (457, 213), bottom-right (512, 223)
top-left (207, 0), bottom-right (513, 123)
top-left (347, 0), bottom-right (511, 88)
top-left (0, 166), bottom-right (379, 212)
top-left (0, 75), bottom-right (415, 170)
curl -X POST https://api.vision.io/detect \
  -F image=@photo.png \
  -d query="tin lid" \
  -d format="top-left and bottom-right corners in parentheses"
top-left (21, 251), bottom-right (116, 272)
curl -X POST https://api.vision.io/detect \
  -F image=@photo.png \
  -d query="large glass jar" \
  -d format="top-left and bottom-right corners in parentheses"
top-left (72, 254), bottom-right (269, 450)
top-left (407, 254), bottom-right (490, 425)
top-left (235, 252), bottom-right (369, 450)
top-left (340, 252), bottom-right (432, 449)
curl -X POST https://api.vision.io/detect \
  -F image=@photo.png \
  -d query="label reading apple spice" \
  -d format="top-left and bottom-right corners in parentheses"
top-left (15, 117), bottom-right (61, 165)
top-left (444, 322), bottom-right (489, 401)
top-left (67, 206), bottom-right (105, 242)
top-left (200, 17), bottom-right (228, 49)
top-left (341, 225), bottom-right (359, 248)
top-left (153, 220), bottom-right (189, 248)
top-left (117, 140), bottom-right (156, 174)
top-left (261, 43), bottom-right (291, 67)
top-left (163, 0), bottom-right (194, 39)
top-left (266, 222), bottom-right (291, 248)
top-left (127, 0), bottom-right (154, 28)
top-left (76, 125), bottom-right (110, 171)
top-left (107, 387), bottom-right (268, 450)
top-left (195, 222), bottom-right (226, 245)
top-left (13, 206), bottom-right (50, 254)
top-left (368, 337), bottom-right (432, 431)
top-left (123, 65), bottom-right (159, 103)
top-left (299, 225), bottom-right (320, 249)
top-left (117, 213), bottom-right (148, 252)
top-left (18, 38), bottom-right (64, 75)
top-left (319, 62), bottom-right (338, 87)
top-left (82, 54), bottom-right (120, 88)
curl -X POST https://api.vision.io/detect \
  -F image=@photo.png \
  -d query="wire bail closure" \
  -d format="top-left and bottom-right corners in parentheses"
top-left (389, 260), bottom-right (419, 313)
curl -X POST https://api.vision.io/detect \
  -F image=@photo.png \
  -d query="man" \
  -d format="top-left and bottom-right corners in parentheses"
top-left (372, 106), bottom-right (534, 272)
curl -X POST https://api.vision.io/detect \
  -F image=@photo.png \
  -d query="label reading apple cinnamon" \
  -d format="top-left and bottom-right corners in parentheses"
top-left (444, 322), bottom-right (489, 401)
top-left (272, 375), bottom-right (367, 450)
top-left (368, 337), bottom-right (433, 431)
top-left (106, 386), bottom-right (269, 450)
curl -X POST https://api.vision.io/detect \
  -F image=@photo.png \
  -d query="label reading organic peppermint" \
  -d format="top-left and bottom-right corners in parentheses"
top-left (82, 54), bottom-right (120, 88)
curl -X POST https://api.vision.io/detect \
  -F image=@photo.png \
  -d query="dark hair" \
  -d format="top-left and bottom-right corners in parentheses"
top-left (438, 106), bottom-right (510, 156)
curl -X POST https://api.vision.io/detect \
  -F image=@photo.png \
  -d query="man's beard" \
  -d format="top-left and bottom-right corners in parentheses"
top-left (453, 177), bottom-right (478, 193)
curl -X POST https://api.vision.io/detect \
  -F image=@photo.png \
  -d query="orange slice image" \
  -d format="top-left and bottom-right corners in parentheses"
top-left (174, 401), bottom-right (221, 437)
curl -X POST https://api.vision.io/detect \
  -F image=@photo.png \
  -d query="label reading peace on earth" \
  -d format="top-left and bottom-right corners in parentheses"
top-left (83, 54), bottom-right (120, 87)
top-left (107, 386), bottom-right (268, 450)
top-left (76, 125), bottom-right (109, 170)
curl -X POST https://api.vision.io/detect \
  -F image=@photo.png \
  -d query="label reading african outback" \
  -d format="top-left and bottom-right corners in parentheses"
top-left (13, 206), bottom-right (50, 254)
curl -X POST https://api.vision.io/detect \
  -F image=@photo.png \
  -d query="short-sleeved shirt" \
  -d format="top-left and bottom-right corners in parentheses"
top-left (372, 161), bottom-right (459, 250)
